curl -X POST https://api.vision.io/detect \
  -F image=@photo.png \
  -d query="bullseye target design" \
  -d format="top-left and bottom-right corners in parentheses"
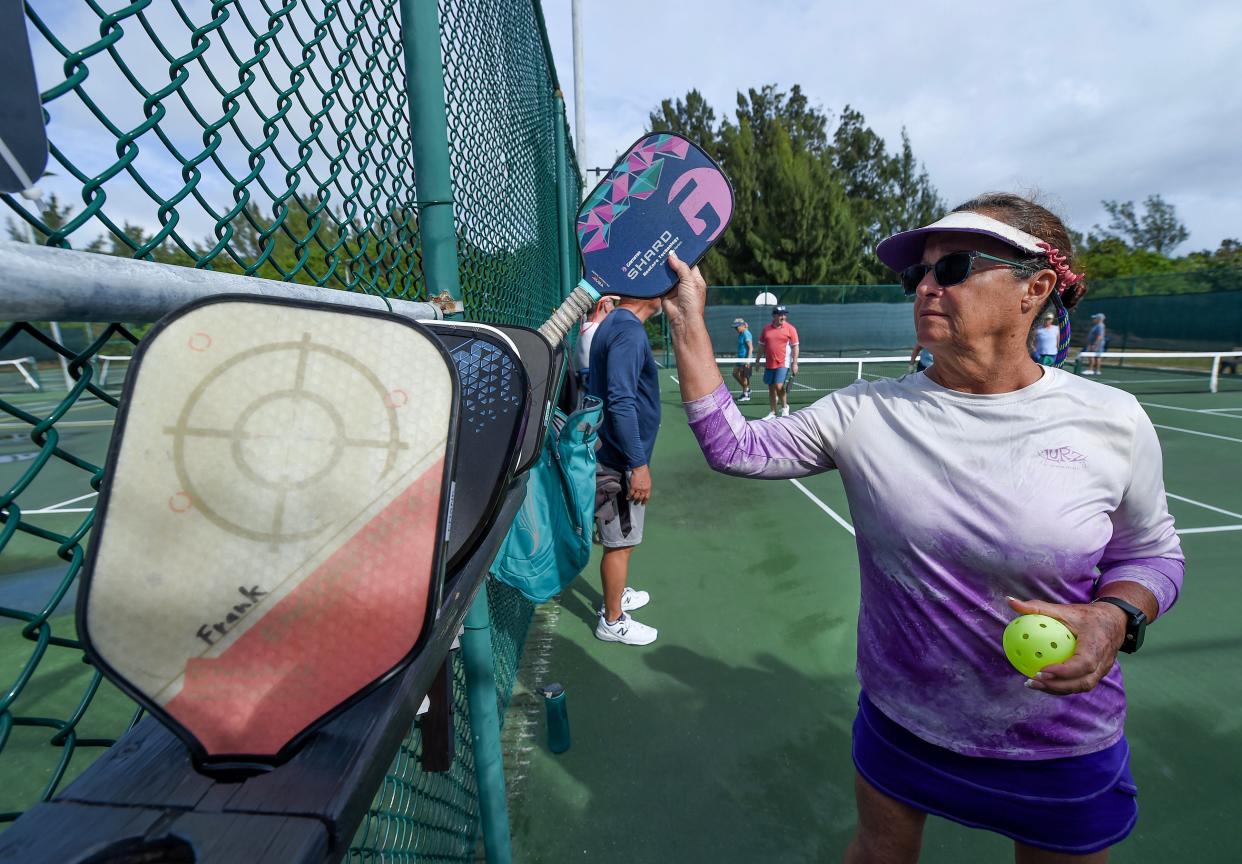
top-left (164, 334), bottom-right (407, 545)
top-left (78, 296), bottom-right (460, 764)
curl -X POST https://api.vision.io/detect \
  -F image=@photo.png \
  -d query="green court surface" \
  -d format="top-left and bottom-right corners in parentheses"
top-left (505, 370), bottom-right (1242, 863)
top-left (0, 373), bottom-right (140, 820)
top-left (4, 364), bottom-right (1242, 857)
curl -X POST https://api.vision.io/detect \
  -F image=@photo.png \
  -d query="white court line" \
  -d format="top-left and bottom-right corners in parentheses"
top-left (1152, 424), bottom-right (1242, 444)
top-left (0, 420), bottom-right (115, 431)
top-left (11, 491), bottom-right (100, 516)
top-left (19, 507), bottom-right (94, 515)
top-left (1166, 493), bottom-right (1242, 521)
top-left (1, 400), bottom-right (114, 416)
top-left (1098, 377), bottom-right (1207, 386)
top-left (789, 478), bottom-right (855, 536)
top-left (46, 491), bottom-right (99, 509)
top-left (1141, 402), bottom-right (1242, 420)
top-left (670, 375), bottom-right (680, 384)
top-left (1177, 525), bottom-right (1242, 535)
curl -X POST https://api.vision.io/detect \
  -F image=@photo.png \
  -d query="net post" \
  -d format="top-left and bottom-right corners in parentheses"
top-left (1210, 355), bottom-right (1221, 394)
top-left (399, 0), bottom-right (463, 309)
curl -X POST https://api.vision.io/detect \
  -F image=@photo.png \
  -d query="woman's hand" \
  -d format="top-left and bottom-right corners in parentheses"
top-left (662, 250), bottom-right (723, 401)
top-left (662, 250), bottom-right (708, 329)
top-left (1006, 596), bottom-right (1127, 695)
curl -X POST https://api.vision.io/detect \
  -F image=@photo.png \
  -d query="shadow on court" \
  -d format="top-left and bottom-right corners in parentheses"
top-left (510, 619), bottom-right (859, 864)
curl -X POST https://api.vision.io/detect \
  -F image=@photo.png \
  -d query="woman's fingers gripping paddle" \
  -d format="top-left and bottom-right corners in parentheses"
top-left (662, 250), bottom-right (708, 328)
top-left (663, 250), bottom-right (725, 402)
top-left (1007, 596), bottom-right (1127, 695)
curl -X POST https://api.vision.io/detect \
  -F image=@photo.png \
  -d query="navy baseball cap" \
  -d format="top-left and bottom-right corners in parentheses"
top-left (773, 305), bottom-right (788, 315)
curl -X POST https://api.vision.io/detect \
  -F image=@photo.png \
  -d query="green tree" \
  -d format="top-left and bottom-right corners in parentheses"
top-left (647, 85), bottom-right (866, 285)
top-left (199, 195), bottom-right (365, 290)
top-left (1077, 236), bottom-right (1178, 280)
top-left (5, 193), bottom-right (106, 250)
top-left (1096, 194), bottom-right (1189, 256)
top-left (647, 89), bottom-right (718, 157)
top-left (646, 88), bottom-right (944, 286)
top-left (833, 108), bottom-right (944, 281)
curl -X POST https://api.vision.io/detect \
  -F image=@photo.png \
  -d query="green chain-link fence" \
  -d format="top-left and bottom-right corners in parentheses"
top-left (1, 0), bottom-right (579, 857)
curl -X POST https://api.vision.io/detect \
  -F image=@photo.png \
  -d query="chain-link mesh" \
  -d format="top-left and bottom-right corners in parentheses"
top-left (346, 650), bottom-right (480, 863)
top-left (344, 580), bottom-right (535, 863)
top-left (6, 0), bottom-right (423, 298)
top-left (439, 0), bottom-right (568, 328)
top-left (1, 0), bottom-right (579, 855)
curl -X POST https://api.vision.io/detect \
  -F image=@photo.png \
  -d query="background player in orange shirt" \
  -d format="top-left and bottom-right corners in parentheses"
top-left (758, 305), bottom-right (799, 418)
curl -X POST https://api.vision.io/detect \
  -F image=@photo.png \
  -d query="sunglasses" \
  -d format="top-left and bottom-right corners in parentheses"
top-left (900, 250), bottom-right (1033, 296)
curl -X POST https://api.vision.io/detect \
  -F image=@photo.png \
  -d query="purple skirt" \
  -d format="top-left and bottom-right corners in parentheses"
top-left (852, 692), bottom-right (1138, 855)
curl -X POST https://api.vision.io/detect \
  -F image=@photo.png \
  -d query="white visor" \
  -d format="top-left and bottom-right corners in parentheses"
top-left (875, 212), bottom-right (1047, 273)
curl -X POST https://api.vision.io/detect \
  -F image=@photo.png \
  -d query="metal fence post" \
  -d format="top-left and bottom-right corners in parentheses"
top-left (461, 590), bottom-right (513, 864)
top-left (398, 4), bottom-right (510, 862)
top-left (400, 0), bottom-right (463, 307)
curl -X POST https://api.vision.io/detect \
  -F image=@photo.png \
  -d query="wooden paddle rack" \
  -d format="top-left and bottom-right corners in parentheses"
top-left (0, 476), bottom-right (527, 864)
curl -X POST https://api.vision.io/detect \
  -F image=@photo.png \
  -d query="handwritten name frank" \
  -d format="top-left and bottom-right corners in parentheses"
top-left (196, 585), bottom-right (268, 646)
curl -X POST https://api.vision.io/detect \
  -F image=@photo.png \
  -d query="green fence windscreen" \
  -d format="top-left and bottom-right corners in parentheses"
top-left (1, 0), bottom-right (578, 857)
top-left (705, 276), bottom-right (1242, 357)
top-left (705, 304), bottom-right (916, 357)
top-left (1070, 269), bottom-right (1242, 352)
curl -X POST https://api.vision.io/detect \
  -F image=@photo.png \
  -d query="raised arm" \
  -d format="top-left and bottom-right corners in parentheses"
top-left (664, 252), bottom-right (833, 479)
top-left (662, 251), bottom-right (723, 403)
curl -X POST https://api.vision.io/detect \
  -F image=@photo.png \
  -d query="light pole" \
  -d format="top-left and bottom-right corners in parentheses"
top-left (571, 0), bottom-right (586, 188)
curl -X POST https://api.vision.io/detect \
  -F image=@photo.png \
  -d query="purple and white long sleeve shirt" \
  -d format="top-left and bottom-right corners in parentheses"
top-left (685, 367), bottom-right (1184, 759)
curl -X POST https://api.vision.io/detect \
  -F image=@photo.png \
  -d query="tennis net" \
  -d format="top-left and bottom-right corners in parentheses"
top-left (1073, 351), bottom-right (1242, 394)
top-left (718, 356), bottom-right (911, 403)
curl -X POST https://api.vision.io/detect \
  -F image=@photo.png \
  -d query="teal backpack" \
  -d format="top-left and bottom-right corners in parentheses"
top-left (490, 396), bottom-right (602, 603)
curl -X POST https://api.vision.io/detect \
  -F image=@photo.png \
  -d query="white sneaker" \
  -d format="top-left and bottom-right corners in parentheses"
top-left (598, 586), bottom-right (650, 616)
top-left (595, 613), bottom-right (658, 645)
top-left (738, 392), bottom-right (751, 402)
top-left (763, 411), bottom-right (776, 420)
top-left (780, 406), bottom-right (791, 417)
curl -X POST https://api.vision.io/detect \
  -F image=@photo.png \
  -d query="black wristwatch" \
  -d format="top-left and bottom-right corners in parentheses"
top-left (1092, 597), bottom-right (1148, 653)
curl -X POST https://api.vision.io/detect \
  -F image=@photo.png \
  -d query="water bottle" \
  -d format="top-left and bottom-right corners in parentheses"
top-left (540, 682), bottom-right (571, 753)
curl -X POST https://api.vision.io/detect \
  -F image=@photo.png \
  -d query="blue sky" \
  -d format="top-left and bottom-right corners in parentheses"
top-left (542, 0), bottom-right (1242, 252)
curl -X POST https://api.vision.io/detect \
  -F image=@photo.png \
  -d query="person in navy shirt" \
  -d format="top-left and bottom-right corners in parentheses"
top-left (586, 295), bottom-right (663, 645)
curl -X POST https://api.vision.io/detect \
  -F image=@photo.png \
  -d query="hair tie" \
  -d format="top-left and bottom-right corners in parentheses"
top-left (1033, 242), bottom-right (1078, 368)
top-left (1035, 241), bottom-right (1084, 294)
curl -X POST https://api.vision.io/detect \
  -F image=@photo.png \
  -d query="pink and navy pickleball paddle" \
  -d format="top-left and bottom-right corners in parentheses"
top-left (539, 132), bottom-right (734, 344)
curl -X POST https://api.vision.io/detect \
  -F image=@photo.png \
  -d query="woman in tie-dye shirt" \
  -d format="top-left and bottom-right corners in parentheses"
top-left (662, 194), bottom-right (1183, 862)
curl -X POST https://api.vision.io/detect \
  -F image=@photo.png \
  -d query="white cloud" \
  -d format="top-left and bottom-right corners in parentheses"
top-left (544, 0), bottom-right (1242, 250)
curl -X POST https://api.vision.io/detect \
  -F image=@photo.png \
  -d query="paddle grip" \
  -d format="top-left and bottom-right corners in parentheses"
top-left (538, 283), bottom-right (598, 346)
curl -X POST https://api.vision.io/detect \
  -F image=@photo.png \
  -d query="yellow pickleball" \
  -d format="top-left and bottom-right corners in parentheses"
top-left (1002, 614), bottom-right (1077, 678)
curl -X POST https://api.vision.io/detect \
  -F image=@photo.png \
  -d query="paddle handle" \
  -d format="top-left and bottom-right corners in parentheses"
top-left (538, 281), bottom-right (600, 346)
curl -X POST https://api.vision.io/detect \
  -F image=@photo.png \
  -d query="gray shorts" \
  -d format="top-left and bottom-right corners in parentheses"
top-left (594, 464), bottom-right (646, 548)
